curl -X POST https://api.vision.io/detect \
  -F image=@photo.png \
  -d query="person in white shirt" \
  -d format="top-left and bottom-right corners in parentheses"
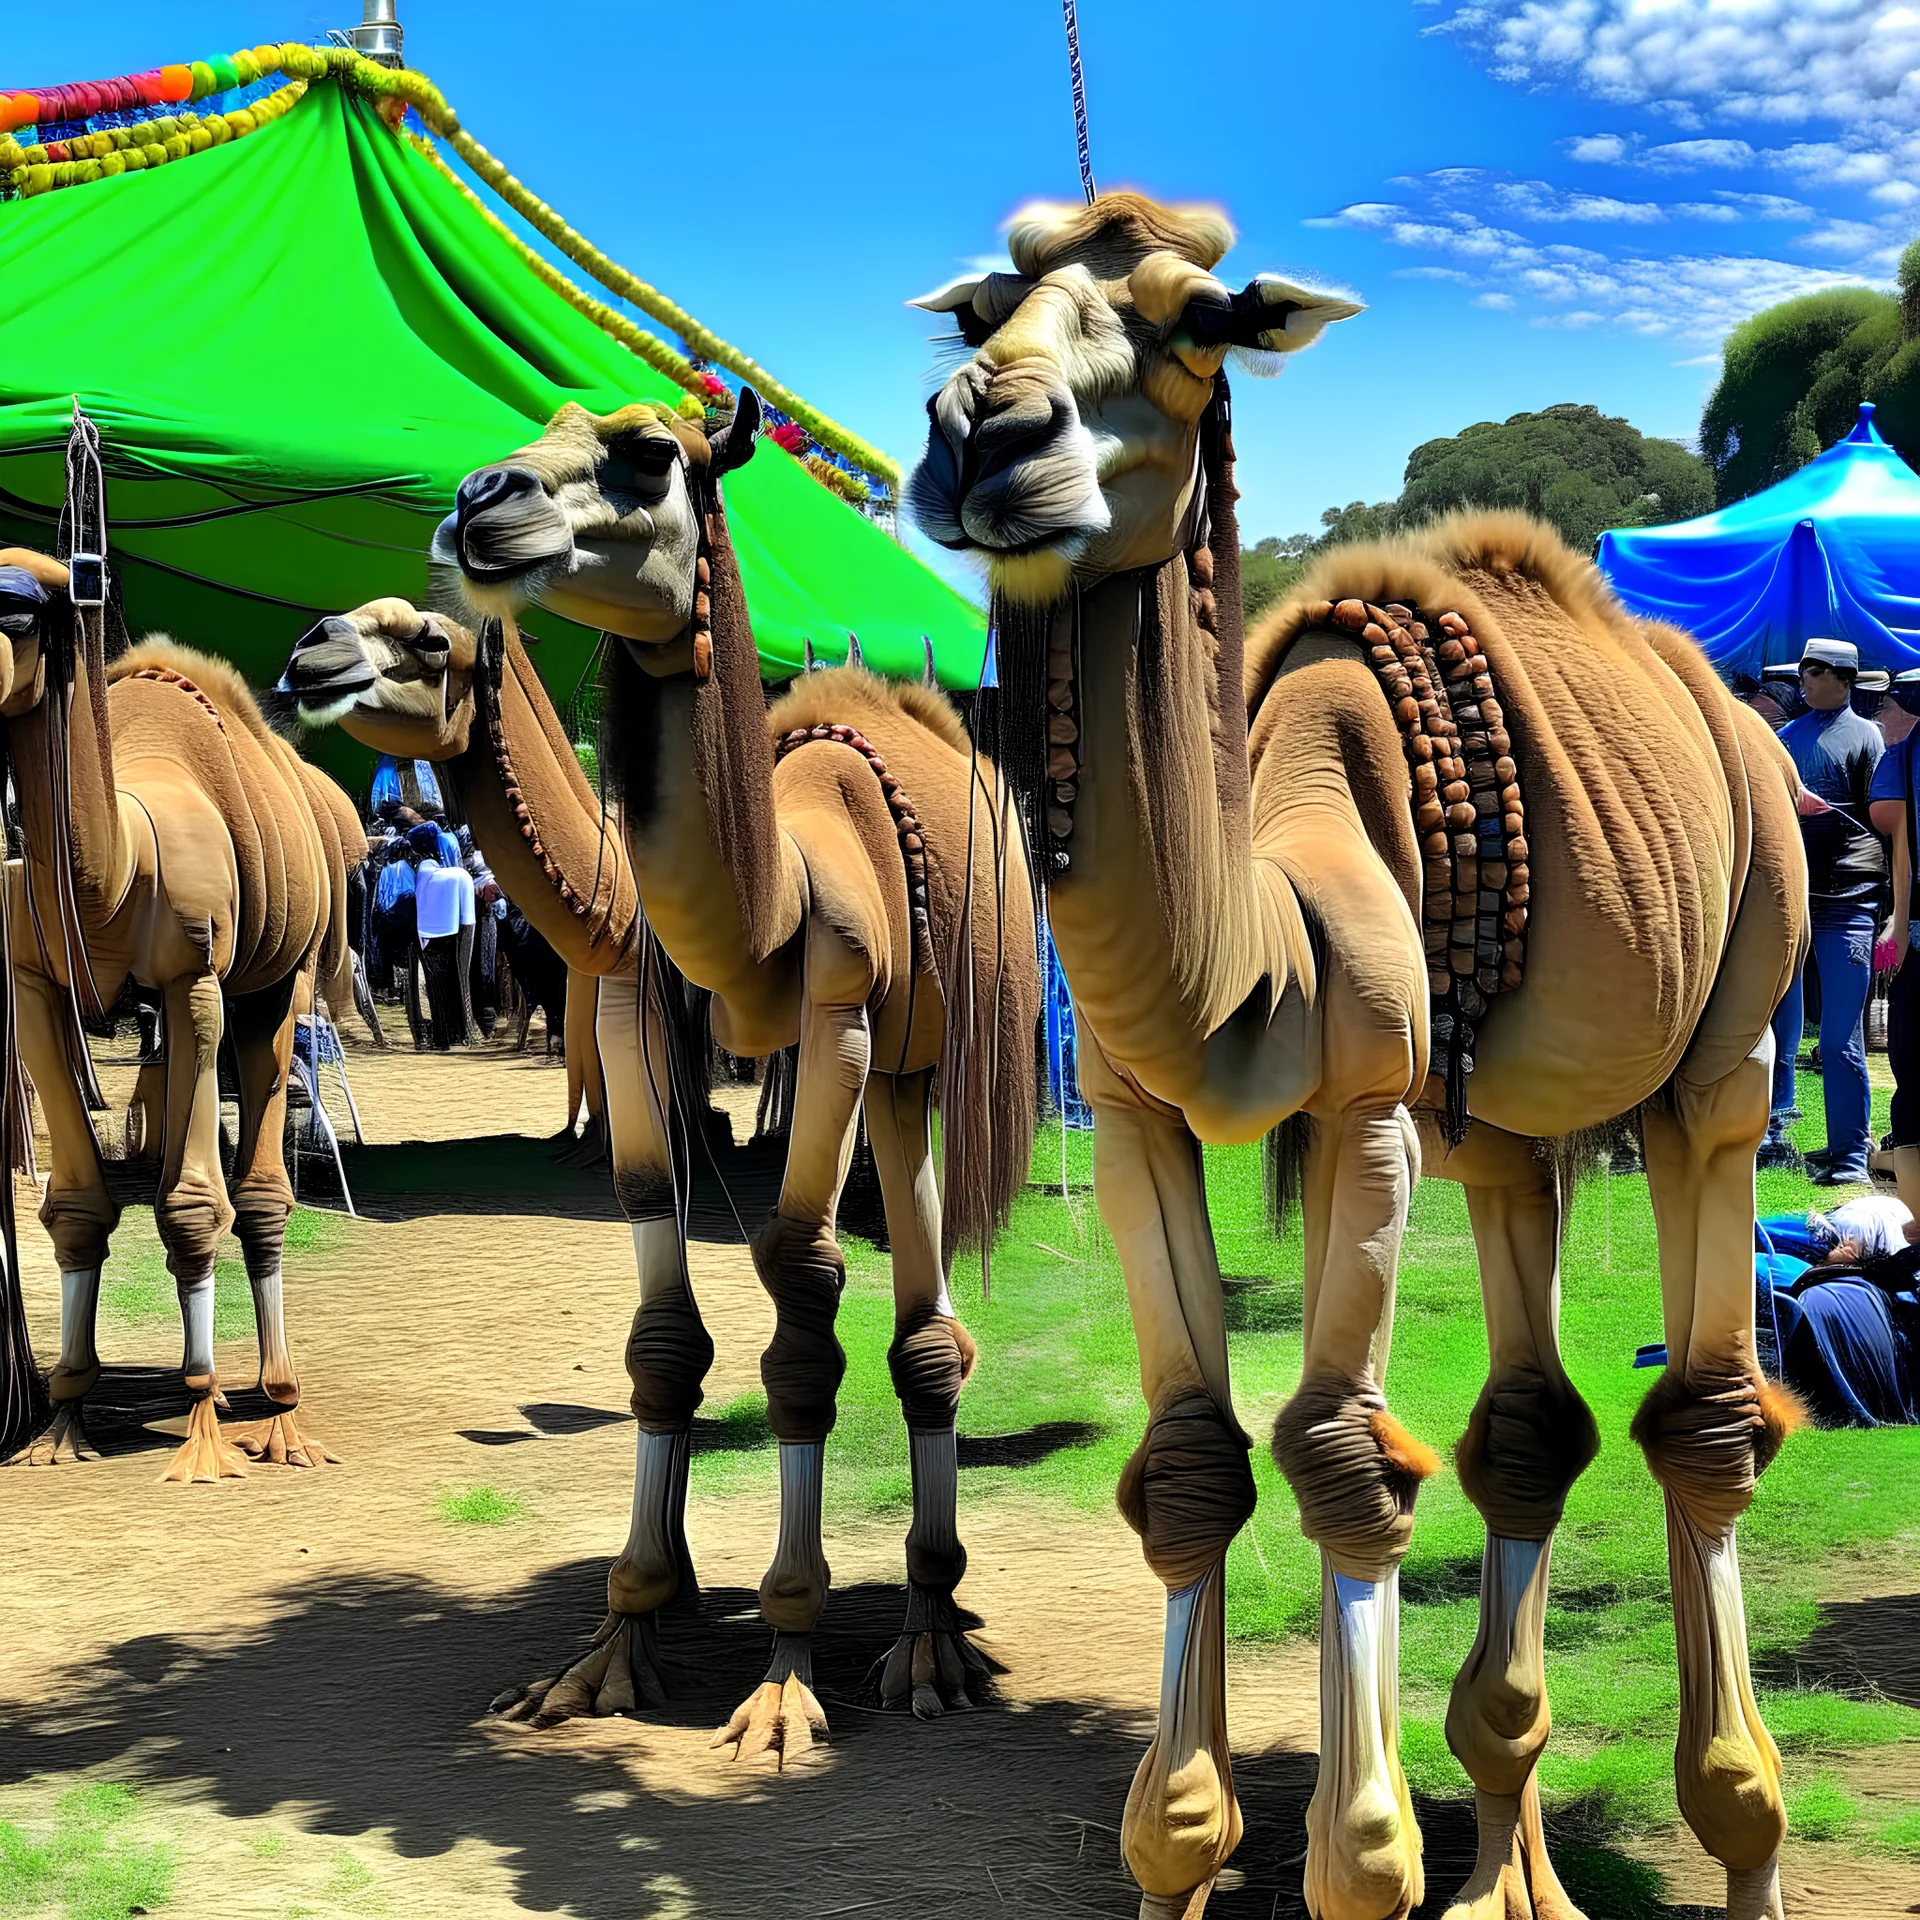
top-left (1808, 1193), bottom-right (1917, 1265)
top-left (407, 823), bottom-right (476, 1048)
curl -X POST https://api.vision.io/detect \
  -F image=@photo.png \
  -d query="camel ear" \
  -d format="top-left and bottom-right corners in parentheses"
top-left (709, 386), bottom-right (761, 477)
top-left (1181, 275), bottom-right (1364, 371)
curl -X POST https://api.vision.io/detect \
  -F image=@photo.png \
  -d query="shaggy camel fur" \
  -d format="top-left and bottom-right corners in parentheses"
top-left (0, 547), bottom-right (352, 1480)
top-left (909, 191), bottom-right (1806, 1920)
top-left (422, 388), bottom-right (1040, 1760)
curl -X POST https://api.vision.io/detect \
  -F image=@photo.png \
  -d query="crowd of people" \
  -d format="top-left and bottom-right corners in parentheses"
top-left (1739, 638), bottom-right (1920, 1190)
top-left (352, 755), bottom-right (566, 1054)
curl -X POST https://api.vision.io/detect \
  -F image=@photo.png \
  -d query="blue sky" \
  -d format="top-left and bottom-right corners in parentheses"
top-left (13, 0), bottom-right (1918, 567)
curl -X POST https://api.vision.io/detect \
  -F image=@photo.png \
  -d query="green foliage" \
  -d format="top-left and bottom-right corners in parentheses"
top-left (1785, 1770), bottom-right (1860, 1841)
top-left (1703, 288), bottom-right (1904, 505)
top-left (1879, 1806), bottom-right (1920, 1853)
top-left (1398, 404), bottom-right (1712, 551)
top-left (573, 739), bottom-right (598, 787)
top-left (437, 1484), bottom-right (523, 1525)
top-left (1240, 405), bottom-right (1709, 594)
top-left (0, 1781), bottom-right (174, 1920)
top-left (94, 1208), bottom-right (341, 1340)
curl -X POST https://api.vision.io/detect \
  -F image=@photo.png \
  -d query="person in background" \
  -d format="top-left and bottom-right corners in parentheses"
top-left (408, 820), bottom-right (477, 1049)
top-left (1870, 668), bottom-right (1920, 1218)
top-left (1761, 638), bottom-right (1886, 1182)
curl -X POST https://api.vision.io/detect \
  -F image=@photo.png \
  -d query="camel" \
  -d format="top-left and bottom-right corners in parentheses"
top-left (907, 192), bottom-right (1806, 1920)
top-left (371, 385), bottom-right (1040, 1758)
top-left (0, 543), bottom-right (353, 1481)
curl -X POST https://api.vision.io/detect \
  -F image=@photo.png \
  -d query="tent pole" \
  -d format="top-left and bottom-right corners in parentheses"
top-left (346, 0), bottom-right (404, 67)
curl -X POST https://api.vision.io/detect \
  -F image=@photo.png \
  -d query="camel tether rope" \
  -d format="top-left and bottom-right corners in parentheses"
top-left (1307, 593), bottom-right (1532, 1142)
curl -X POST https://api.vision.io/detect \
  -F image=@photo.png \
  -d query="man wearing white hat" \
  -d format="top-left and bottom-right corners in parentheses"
top-left (1761, 637), bottom-right (1887, 1182)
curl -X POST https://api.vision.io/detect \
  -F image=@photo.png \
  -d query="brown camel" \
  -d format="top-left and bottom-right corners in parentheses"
top-left (384, 385), bottom-right (1042, 1757)
top-left (0, 546), bottom-right (348, 1480)
top-left (907, 191), bottom-right (1806, 1920)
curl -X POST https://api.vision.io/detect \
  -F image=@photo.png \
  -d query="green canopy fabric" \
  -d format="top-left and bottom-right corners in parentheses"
top-left (0, 77), bottom-right (983, 787)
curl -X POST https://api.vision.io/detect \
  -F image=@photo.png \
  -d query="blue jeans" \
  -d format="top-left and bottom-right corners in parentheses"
top-left (1768, 905), bottom-right (1874, 1167)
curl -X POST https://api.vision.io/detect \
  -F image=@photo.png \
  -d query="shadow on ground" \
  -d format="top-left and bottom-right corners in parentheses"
top-left (1755, 1590), bottom-right (1920, 1708)
top-left (0, 1561), bottom-right (1710, 1919)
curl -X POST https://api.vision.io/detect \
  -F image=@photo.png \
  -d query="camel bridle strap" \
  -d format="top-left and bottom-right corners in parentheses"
top-left (774, 721), bottom-right (934, 975)
top-left (1308, 594), bottom-right (1531, 1144)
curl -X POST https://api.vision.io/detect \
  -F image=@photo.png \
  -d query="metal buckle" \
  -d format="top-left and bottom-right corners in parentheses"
top-left (67, 552), bottom-right (107, 609)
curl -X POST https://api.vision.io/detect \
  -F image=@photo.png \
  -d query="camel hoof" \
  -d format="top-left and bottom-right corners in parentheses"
top-left (873, 1584), bottom-right (999, 1717)
top-left (14, 1401), bottom-right (102, 1466)
top-left (158, 1393), bottom-right (250, 1484)
top-left (710, 1670), bottom-right (828, 1770)
top-left (492, 1611), bottom-right (665, 1727)
top-left (232, 1408), bottom-right (340, 1469)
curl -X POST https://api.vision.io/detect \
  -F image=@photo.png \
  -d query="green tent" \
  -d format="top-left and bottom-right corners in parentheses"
top-left (0, 58), bottom-right (983, 785)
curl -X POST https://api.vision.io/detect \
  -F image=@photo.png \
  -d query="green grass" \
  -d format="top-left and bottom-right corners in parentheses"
top-left (0, 1782), bottom-right (174, 1919)
top-left (96, 1207), bottom-right (344, 1340)
top-left (690, 1065), bottom-right (1920, 1850)
top-left (437, 1485), bottom-right (523, 1526)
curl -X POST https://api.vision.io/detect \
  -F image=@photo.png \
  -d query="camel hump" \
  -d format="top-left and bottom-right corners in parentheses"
top-left (767, 663), bottom-right (974, 759)
top-left (110, 638), bottom-right (281, 747)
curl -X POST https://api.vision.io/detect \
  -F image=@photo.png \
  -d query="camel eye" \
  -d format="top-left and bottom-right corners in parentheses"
top-left (601, 438), bottom-right (679, 495)
top-left (953, 307), bottom-right (996, 350)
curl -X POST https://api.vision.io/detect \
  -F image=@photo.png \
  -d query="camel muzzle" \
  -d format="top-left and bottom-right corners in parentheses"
top-left (281, 617), bottom-right (377, 712)
top-left (908, 365), bottom-right (1109, 557)
top-left (452, 464), bottom-right (575, 584)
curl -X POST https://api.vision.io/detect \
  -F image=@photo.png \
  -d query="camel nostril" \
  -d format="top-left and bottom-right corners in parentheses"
top-left (455, 465), bottom-right (541, 522)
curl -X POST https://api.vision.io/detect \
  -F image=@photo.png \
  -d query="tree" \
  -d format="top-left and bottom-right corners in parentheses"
top-left (1241, 503), bottom-right (1399, 623)
top-left (1397, 404), bottom-right (1712, 551)
top-left (1702, 288), bottom-right (1899, 506)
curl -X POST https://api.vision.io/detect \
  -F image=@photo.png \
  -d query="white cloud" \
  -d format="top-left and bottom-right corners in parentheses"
top-left (1712, 191), bottom-right (1818, 220)
top-left (1321, 196), bottom-right (1876, 337)
top-left (1487, 178), bottom-right (1668, 222)
top-left (1441, 0), bottom-right (1920, 132)
top-left (1674, 201), bottom-right (1742, 223)
top-left (1792, 218), bottom-right (1893, 257)
top-left (1566, 132), bottom-right (1631, 163)
top-left (1474, 291), bottom-right (1518, 307)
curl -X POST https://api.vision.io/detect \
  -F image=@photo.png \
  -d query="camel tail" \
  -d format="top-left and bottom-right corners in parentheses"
top-left (935, 762), bottom-right (1042, 1273)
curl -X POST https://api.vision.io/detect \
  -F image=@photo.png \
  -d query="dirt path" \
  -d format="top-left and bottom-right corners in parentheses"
top-left (1, 1039), bottom-right (1914, 1917)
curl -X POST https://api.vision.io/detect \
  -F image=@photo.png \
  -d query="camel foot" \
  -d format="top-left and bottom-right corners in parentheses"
top-left (1725, 1858), bottom-right (1783, 1920)
top-left (232, 1407), bottom-right (340, 1469)
top-left (1138, 1888), bottom-right (1216, 1920)
top-left (491, 1610), bottom-right (665, 1726)
top-left (711, 1634), bottom-right (827, 1768)
top-left (158, 1393), bottom-right (249, 1484)
top-left (16, 1401), bottom-right (101, 1465)
top-left (873, 1584), bottom-right (999, 1719)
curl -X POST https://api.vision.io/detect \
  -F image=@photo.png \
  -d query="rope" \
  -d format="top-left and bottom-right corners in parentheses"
top-left (1061, 0), bottom-right (1096, 205)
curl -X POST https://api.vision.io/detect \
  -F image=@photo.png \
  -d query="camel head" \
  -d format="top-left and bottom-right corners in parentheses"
top-left (435, 390), bottom-right (761, 656)
top-left (280, 598), bottom-right (480, 759)
top-left (0, 547), bottom-right (74, 714)
top-left (908, 191), bottom-right (1362, 604)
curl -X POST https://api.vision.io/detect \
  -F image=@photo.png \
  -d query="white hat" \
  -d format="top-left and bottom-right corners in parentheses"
top-left (1799, 637), bottom-right (1860, 674)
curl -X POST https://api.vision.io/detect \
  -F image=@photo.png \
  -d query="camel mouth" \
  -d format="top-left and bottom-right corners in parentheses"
top-left (908, 371), bottom-right (1111, 565)
top-left (280, 617), bottom-right (379, 721)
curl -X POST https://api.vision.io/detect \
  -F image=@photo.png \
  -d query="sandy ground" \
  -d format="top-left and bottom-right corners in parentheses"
top-left (0, 1032), bottom-right (1915, 1918)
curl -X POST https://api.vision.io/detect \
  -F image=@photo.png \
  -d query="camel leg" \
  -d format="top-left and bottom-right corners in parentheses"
top-left (13, 962), bottom-right (118, 1464)
top-left (1639, 1041), bottom-right (1796, 1920)
top-left (154, 972), bottom-right (246, 1485)
top-left (712, 945), bottom-right (866, 1769)
top-left (866, 1068), bottom-right (996, 1717)
top-left (128, 1058), bottom-right (165, 1160)
top-left (494, 957), bottom-right (710, 1726)
top-left (1059, 1041), bottom-right (1254, 1919)
top-left (1271, 1098), bottom-right (1431, 1920)
top-left (1429, 1123), bottom-right (1599, 1920)
top-left (225, 976), bottom-right (336, 1470)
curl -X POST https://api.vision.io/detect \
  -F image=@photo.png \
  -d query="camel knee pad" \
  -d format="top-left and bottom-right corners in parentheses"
top-left (1632, 1368), bottom-right (1805, 1534)
top-left (1271, 1373), bottom-right (1440, 1582)
top-left (1456, 1368), bottom-right (1600, 1540)
top-left (752, 1212), bottom-right (846, 1443)
top-left (1118, 1388), bottom-right (1256, 1592)
top-left (887, 1303), bottom-right (975, 1432)
top-left (624, 1292), bottom-right (715, 1432)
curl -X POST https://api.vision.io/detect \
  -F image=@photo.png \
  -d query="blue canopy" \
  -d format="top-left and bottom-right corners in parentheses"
top-left (1597, 404), bottom-right (1920, 679)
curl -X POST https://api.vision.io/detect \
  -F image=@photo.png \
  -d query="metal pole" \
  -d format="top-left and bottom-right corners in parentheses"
top-left (348, 0), bottom-right (404, 66)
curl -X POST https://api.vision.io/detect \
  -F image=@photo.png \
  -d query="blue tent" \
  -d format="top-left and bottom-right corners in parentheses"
top-left (1597, 404), bottom-right (1920, 679)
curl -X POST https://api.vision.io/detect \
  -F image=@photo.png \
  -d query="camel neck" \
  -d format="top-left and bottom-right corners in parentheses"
top-left (1043, 562), bottom-right (1312, 1102)
top-left (447, 623), bottom-right (637, 975)
top-left (12, 611), bottom-right (130, 945)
